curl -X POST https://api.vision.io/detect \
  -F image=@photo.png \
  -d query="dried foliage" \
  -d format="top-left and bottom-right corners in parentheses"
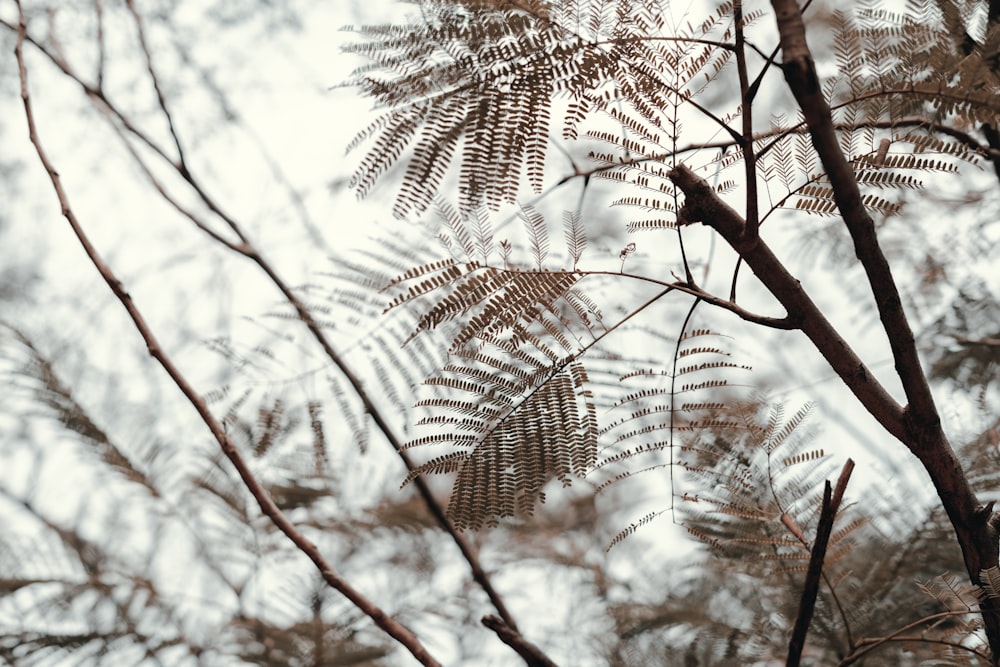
top-left (4, 0), bottom-right (1000, 665)
top-left (338, 0), bottom-right (1000, 663)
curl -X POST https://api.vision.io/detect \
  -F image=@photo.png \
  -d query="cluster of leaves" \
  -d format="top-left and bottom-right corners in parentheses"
top-left (338, 0), bottom-right (1000, 663)
top-left (4, 0), bottom-right (1000, 665)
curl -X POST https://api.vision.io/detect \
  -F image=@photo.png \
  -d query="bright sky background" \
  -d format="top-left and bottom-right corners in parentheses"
top-left (0, 0), bottom-right (954, 568)
top-left (2, 1), bottom-right (996, 663)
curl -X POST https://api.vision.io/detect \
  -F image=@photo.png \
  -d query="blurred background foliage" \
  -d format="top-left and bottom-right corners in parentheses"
top-left (0, 0), bottom-right (998, 665)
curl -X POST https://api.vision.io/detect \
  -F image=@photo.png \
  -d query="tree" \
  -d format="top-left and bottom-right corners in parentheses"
top-left (3, 0), bottom-right (1000, 666)
top-left (341, 0), bottom-right (1000, 663)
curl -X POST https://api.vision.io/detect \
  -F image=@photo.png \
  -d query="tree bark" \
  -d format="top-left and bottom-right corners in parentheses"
top-left (765, 0), bottom-right (1000, 658)
top-left (787, 461), bottom-right (855, 667)
top-left (482, 615), bottom-right (561, 667)
top-left (669, 160), bottom-right (1000, 663)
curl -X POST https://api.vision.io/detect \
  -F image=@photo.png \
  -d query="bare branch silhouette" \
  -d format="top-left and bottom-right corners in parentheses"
top-left (13, 5), bottom-right (440, 664)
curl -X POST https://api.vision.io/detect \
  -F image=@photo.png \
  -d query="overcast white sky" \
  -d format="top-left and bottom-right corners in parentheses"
top-left (2, 1), bottom-right (996, 663)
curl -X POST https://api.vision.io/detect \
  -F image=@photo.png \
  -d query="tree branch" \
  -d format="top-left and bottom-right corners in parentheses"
top-left (123, 0), bottom-right (189, 174)
top-left (766, 2), bottom-right (1000, 659)
top-left (952, 334), bottom-right (1000, 347)
top-left (14, 7), bottom-right (440, 665)
top-left (770, 0), bottom-right (938, 426)
top-left (734, 0), bottom-right (760, 244)
top-left (786, 459), bottom-right (854, 667)
top-left (668, 164), bottom-right (907, 441)
top-left (669, 162), bottom-right (1000, 664)
top-left (482, 615), bottom-right (560, 667)
top-left (668, 280), bottom-right (800, 330)
top-left (4, 10), bottom-right (525, 637)
top-left (546, 114), bottom-right (1000, 200)
top-left (837, 610), bottom-right (994, 666)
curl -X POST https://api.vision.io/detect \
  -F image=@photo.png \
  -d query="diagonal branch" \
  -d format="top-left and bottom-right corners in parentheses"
top-left (124, 0), bottom-right (189, 174)
top-left (482, 615), bottom-right (560, 667)
top-left (668, 164), bottom-right (906, 441)
top-left (766, 3), bottom-right (1000, 659)
top-left (14, 7), bottom-right (440, 665)
top-left (668, 161), bottom-right (1000, 664)
top-left (769, 0), bottom-right (938, 432)
top-left (2, 11), bottom-right (524, 637)
top-left (786, 459), bottom-right (854, 667)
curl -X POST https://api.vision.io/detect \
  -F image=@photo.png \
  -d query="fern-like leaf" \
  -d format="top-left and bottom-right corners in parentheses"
top-left (406, 361), bottom-right (598, 529)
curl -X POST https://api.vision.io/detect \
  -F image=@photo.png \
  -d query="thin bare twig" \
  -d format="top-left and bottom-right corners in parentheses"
top-left (952, 334), bottom-right (1000, 347)
top-left (548, 267), bottom-right (799, 330)
top-left (93, 0), bottom-right (105, 89)
top-left (978, 0), bottom-right (1000, 184)
top-left (123, 0), bottom-right (189, 173)
top-left (668, 279), bottom-right (800, 330)
top-left (550, 115), bottom-right (1000, 193)
top-left (3, 10), bottom-right (524, 636)
top-left (734, 0), bottom-right (760, 245)
top-left (786, 459), bottom-right (854, 667)
top-left (13, 6), bottom-right (440, 665)
top-left (838, 610), bottom-right (993, 666)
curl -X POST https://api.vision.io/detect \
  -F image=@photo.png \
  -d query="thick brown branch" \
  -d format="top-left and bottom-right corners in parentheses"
top-left (669, 164), bottom-right (906, 440)
top-left (670, 160), bottom-right (1000, 663)
top-left (769, 0), bottom-right (937, 429)
top-left (786, 460), bottom-right (854, 667)
top-left (14, 8), bottom-right (440, 665)
top-left (767, 2), bottom-right (1000, 659)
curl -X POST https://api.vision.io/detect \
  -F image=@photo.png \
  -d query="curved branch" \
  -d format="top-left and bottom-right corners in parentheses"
top-left (838, 610), bottom-right (994, 666)
top-left (2, 11), bottom-right (525, 636)
top-left (14, 7), bottom-right (440, 665)
top-left (669, 280), bottom-right (800, 330)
